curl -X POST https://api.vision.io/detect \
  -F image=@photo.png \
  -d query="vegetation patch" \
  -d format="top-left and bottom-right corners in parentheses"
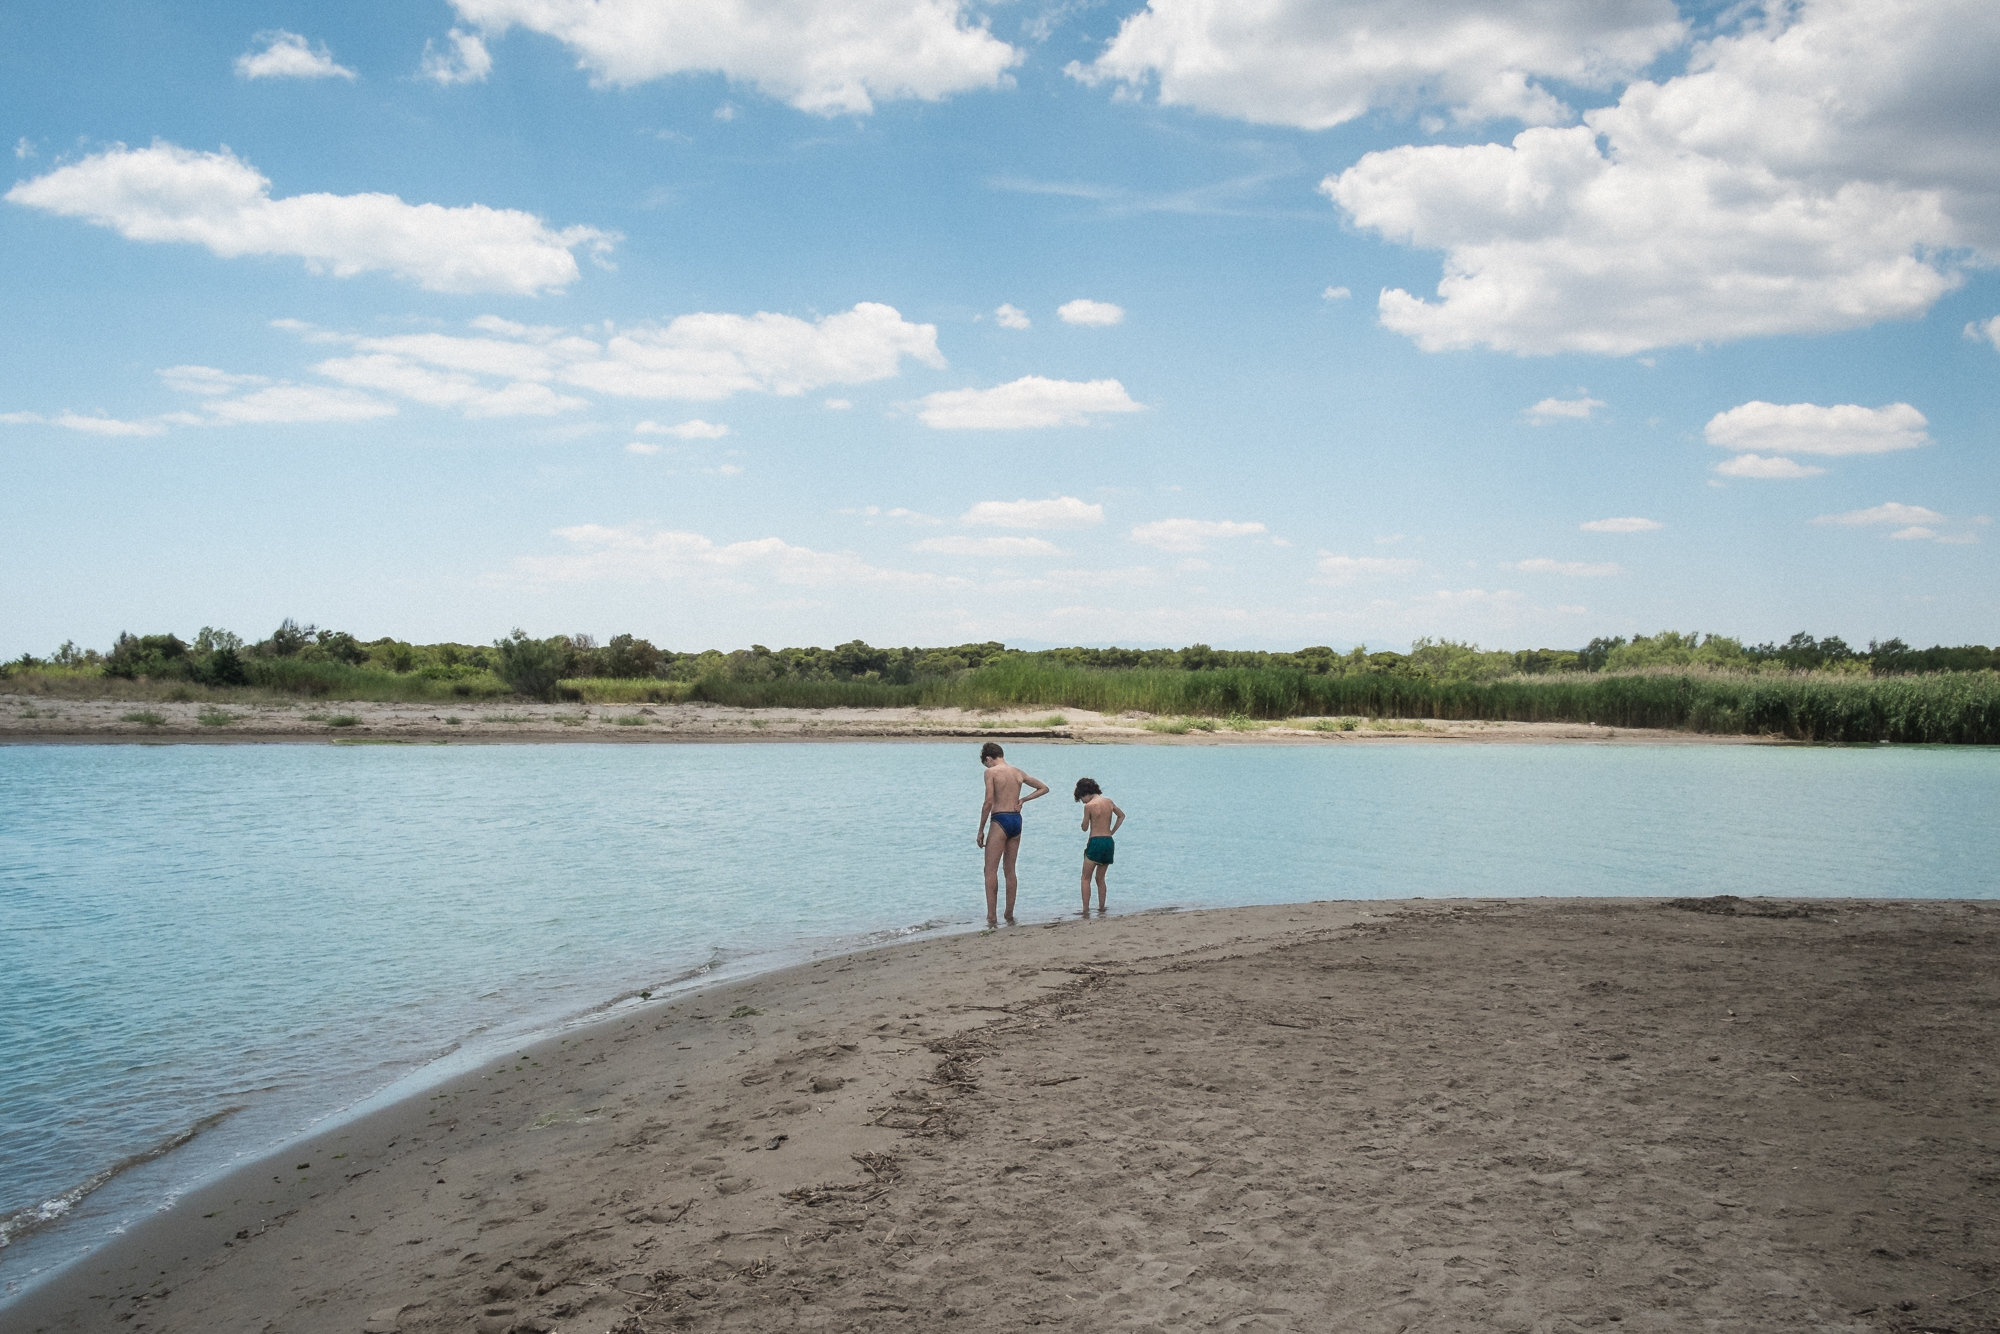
top-left (120, 710), bottom-right (165, 726)
top-left (325, 715), bottom-right (360, 728)
top-left (196, 709), bottom-right (236, 726)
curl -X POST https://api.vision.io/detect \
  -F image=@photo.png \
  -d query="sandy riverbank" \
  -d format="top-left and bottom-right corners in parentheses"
top-left (10, 896), bottom-right (1995, 1334)
top-left (0, 696), bottom-right (1781, 745)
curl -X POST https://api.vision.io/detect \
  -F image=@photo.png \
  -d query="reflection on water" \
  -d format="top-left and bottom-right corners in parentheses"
top-left (1, 740), bottom-right (1994, 1293)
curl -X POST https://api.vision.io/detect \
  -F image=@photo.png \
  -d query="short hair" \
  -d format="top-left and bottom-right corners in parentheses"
top-left (979, 741), bottom-right (1005, 760)
top-left (1073, 777), bottom-right (1101, 800)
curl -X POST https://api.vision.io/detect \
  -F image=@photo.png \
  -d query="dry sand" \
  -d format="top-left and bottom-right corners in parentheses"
top-left (0, 695), bottom-right (1777, 746)
top-left (11, 897), bottom-right (1996, 1334)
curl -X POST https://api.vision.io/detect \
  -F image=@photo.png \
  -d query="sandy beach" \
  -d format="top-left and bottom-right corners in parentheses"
top-left (0, 695), bottom-right (1781, 746)
top-left (9, 896), bottom-right (1995, 1334)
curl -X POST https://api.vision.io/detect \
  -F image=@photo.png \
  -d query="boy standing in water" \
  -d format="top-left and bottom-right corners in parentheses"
top-left (1074, 778), bottom-right (1125, 915)
top-left (976, 742), bottom-right (1048, 927)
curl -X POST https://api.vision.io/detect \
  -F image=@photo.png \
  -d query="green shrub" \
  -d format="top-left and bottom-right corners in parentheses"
top-left (494, 630), bottom-right (567, 701)
top-left (120, 710), bottom-right (166, 726)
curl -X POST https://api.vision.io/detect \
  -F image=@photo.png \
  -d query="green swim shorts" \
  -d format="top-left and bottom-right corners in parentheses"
top-left (1085, 835), bottom-right (1115, 865)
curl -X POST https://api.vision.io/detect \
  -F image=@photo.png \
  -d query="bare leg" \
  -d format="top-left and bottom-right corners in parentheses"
top-left (1080, 859), bottom-right (1095, 915)
top-left (982, 827), bottom-right (1005, 926)
top-left (1000, 832), bottom-right (1022, 921)
top-left (1094, 863), bottom-right (1109, 913)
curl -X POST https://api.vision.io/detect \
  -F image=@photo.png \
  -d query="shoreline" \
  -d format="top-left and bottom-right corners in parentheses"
top-left (10, 896), bottom-right (1995, 1333)
top-left (0, 695), bottom-right (1788, 746)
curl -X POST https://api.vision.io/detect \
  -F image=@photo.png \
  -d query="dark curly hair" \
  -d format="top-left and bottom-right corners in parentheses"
top-left (980, 741), bottom-right (1004, 760)
top-left (1073, 777), bottom-right (1102, 801)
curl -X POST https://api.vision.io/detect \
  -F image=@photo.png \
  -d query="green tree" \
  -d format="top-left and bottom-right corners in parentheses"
top-left (494, 629), bottom-right (567, 700)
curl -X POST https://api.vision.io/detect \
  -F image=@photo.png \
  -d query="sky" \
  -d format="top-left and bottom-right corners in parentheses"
top-left (1, 0), bottom-right (1995, 657)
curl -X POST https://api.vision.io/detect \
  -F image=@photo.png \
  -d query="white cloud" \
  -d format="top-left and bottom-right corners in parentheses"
top-left (1713, 453), bottom-right (1827, 479)
top-left (0, 410), bottom-right (165, 437)
top-left (626, 441), bottom-right (661, 455)
top-left (1321, 286), bottom-right (1351, 301)
top-left (1315, 554), bottom-right (1421, 584)
top-left (158, 365), bottom-right (270, 395)
top-left (6, 142), bottom-right (613, 295)
top-left (1057, 298), bottom-right (1124, 327)
top-left (518, 523), bottom-right (961, 591)
top-left (912, 535), bottom-right (1063, 556)
top-left (313, 354), bottom-right (587, 417)
top-left (961, 496), bottom-right (1103, 529)
top-left (567, 302), bottom-right (944, 399)
top-left (447, 0), bottom-right (1021, 115)
top-left (1580, 516), bottom-right (1661, 532)
top-left (1508, 558), bottom-right (1621, 576)
top-left (1524, 394), bottom-right (1603, 421)
top-left (1323, 0), bottom-right (2000, 354)
top-left (1704, 401), bottom-right (1930, 457)
top-left (1966, 316), bottom-right (2000, 350)
top-left (14, 137), bottom-right (34, 160)
top-left (235, 31), bottom-right (357, 81)
top-left (1069, 0), bottom-right (1683, 129)
top-left (635, 418), bottom-right (730, 439)
top-left (824, 398), bottom-right (853, 410)
top-left (422, 28), bottom-right (493, 85)
top-left (917, 376), bottom-right (1142, 429)
top-left (1128, 518), bottom-right (1267, 552)
top-left (1812, 502), bottom-right (1944, 527)
top-left (1888, 526), bottom-right (1936, 540)
top-left (200, 384), bottom-right (397, 425)
top-left (994, 303), bottom-right (1031, 330)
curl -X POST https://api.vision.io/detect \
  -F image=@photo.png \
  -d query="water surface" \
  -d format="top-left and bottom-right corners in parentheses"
top-left (2, 740), bottom-right (1993, 1296)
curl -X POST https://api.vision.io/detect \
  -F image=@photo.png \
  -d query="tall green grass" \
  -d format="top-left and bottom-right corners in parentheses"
top-left (672, 659), bottom-right (2000, 744)
top-left (3, 661), bottom-right (510, 704)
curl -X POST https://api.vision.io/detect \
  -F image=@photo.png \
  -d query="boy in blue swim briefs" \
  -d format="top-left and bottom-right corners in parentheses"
top-left (977, 742), bottom-right (1048, 927)
top-left (1074, 777), bottom-right (1126, 915)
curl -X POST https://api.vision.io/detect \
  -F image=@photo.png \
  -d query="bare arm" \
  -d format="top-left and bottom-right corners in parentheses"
top-left (1020, 774), bottom-right (1050, 804)
top-left (977, 769), bottom-right (994, 847)
top-left (1108, 801), bottom-right (1126, 836)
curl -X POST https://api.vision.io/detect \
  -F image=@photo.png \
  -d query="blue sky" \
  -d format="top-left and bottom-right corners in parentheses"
top-left (2, 0), bottom-right (1994, 656)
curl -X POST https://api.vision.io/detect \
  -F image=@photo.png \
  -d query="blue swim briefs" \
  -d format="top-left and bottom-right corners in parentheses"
top-left (991, 811), bottom-right (1022, 840)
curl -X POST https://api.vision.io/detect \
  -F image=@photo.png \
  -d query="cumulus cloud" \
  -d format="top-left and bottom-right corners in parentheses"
top-left (917, 376), bottom-right (1142, 429)
top-left (1812, 502), bottom-right (1944, 527)
top-left (422, 29), bottom-right (493, 85)
top-left (1704, 401), bottom-right (1930, 457)
top-left (446, 0), bottom-right (1021, 114)
top-left (1315, 554), bottom-right (1421, 584)
top-left (1069, 0), bottom-right (1683, 129)
top-left (235, 31), bottom-right (357, 81)
top-left (313, 354), bottom-right (588, 418)
top-left (1507, 558), bottom-right (1621, 576)
top-left (1580, 516), bottom-right (1661, 532)
top-left (911, 535), bottom-right (1063, 556)
top-left (1966, 316), bottom-right (2000, 350)
top-left (1323, 0), bottom-right (2000, 354)
top-left (961, 496), bottom-right (1103, 529)
top-left (1713, 453), bottom-right (1826, 479)
top-left (158, 365), bottom-right (270, 395)
top-left (1057, 298), bottom-right (1124, 327)
top-left (1524, 394), bottom-right (1603, 422)
top-left (6, 142), bottom-right (613, 294)
top-left (1128, 518), bottom-right (1267, 552)
top-left (517, 523), bottom-right (960, 591)
top-left (635, 418), bottom-right (729, 439)
top-left (0, 410), bottom-right (165, 436)
top-left (1321, 286), bottom-right (1351, 301)
top-left (198, 384), bottom-right (397, 425)
top-left (994, 303), bottom-right (1031, 330)
top-left (568, 303), bottom-right (944, 400)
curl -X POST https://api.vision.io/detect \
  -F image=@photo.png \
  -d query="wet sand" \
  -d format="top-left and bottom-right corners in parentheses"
top-left (10, 896), bottom-right (1995, 1334)
top-left (0, 695), bottom-right (1780, 746)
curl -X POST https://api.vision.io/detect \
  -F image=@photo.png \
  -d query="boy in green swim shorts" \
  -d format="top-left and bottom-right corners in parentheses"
top-left (1073, 777), bottom-right (1125, 915)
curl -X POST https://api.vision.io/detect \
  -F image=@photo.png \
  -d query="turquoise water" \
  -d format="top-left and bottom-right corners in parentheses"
top-left (2, 740), bottom-right (1995, 1296)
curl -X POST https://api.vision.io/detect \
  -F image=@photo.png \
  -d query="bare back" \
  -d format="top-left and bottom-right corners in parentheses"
top-left (1081, 793), bottom-right (1124, 837)
top-left (985, 761), bottom-right (1032, 812)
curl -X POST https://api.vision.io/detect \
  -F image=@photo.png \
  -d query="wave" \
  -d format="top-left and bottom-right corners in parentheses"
top-left (0, 1106), bottom-right (242, 1255)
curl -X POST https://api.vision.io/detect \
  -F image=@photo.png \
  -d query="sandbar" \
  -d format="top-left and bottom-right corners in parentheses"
top-left (0, 696), bottom-right (1783, 746)
top-left (9, 896), bottom-right (1995, 1333)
